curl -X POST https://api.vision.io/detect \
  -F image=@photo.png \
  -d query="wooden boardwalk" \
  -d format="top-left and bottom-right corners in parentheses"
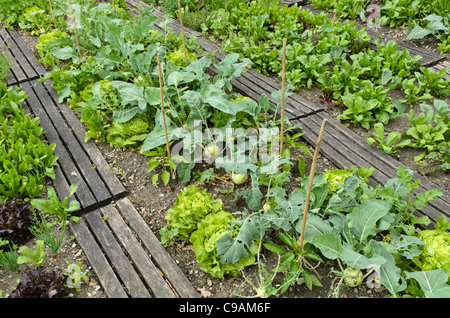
top-left (69, 198), bottom-right (199, 298)
top-left (0, 28), bottom-right (46, 85)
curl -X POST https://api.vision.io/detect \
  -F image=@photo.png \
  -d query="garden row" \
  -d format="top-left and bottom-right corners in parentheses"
top-left (0, 77), bottom-right (91, 297)
top-left (308, 0), bottom-right (450, 55)
top-left (167, 0), bottom-right (450, 181)
top-left (0, 0), bottom-right (449, 298)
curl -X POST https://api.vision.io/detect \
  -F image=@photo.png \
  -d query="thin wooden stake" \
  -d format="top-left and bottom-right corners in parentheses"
top-left (67, 0), bottom-right (82, 59)
top-left (279, 38), bottom-right (287, 155)
top-left (112, 0), bottom-right (116, 12)
top-left (177, 0), bottom-right (188, 67)
top-left (298, 118), bottom-right (328, 251)
top-left (48, 0), bottom-right (58, 30)
top-left (156, 54), bottom-right (173, 178)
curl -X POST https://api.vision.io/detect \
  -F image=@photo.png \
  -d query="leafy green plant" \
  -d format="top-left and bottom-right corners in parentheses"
top-left (16, 240), bottom-right (47, 267)
top-left (164, 185), bottom-right (225, 241)
top-left (0, 238), bottom-right (19, 272)
top-left (159, 226), bottom-right (178, 247)
top-left (414, 216), bottom-right (450, 274)
top-left (417, 142), bottom-right (450, 175)
top-left (0, 84), bottom-right (58, 200)
top-left (337, 92), bottom-right (380, 130)
top-left (30, 184), bottom-right (80, 224)
top-left (64, 261), bottom-right (89, 292)
top-left (30, 208), bottom-right (66, 255)
top-left (403, 102), bottom-right (449, 163)
top-left (190, 210), bottom-right (259, 279)
top-left (367, 122), bottom-right (412, 154)
top-left (407, 13), bottom-right (450, 53)
top-left (145, 143), bottom-right (176, 187)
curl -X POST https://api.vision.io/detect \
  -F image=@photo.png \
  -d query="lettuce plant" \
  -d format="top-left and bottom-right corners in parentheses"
top-left (0, 198), bottom-right (34, 245)
top-left (9, 266), bottom-right (66, 298)
top-left (414, 216), bottom-right (450, 276)
top-left (165, 185), bottom-right (225, 241)
top-left (190, 211), bottom-right (258, 279)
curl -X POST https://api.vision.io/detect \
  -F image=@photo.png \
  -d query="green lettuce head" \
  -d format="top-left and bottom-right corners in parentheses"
top-left (166, 50), bottom-right (197, 67)
top-left (323, 169), bottom-right (353, 192)
top-left (106, 114), bottom-right (152, 149)
top-left (36, 30), bottom-right (70, 58)
top-left (165, 185), bottom-right (224, 241)
top-left (416, 229), bottom-right (450, 275)
top-left (190, 211), bottom-right (256, 279)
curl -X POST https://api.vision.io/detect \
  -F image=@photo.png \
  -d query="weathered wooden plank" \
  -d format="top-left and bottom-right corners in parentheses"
top-left (5, 28), bottom-right (46, 77)
top-left (115, 198), bottom-right (199, 298)
top-left (42, 80), bottom-right (127, 200)
top-left (100, 203), bottom-right (177, 298)
top-left (31, 81), bottom-right (112, 207)
top-left (84, 211), bottom-right (152, 298)
top-left (20, 81), bottom-right (97, 211)
top-left (69, 218), bottom-right (129, 298)
top-left (0, 28), bottom-right (38, 81)
top-left (0, 28), bottom-right (28, 84)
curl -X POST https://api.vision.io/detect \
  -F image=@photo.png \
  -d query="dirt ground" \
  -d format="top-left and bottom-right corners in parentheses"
top-left (1, 4), bottom-right (448, 299)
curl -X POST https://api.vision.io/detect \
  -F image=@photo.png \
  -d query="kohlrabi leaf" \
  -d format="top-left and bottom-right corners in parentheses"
top-left (346, 199), bottom-right (391, 244)
top-left (370, 240), bottom-right (407, 295)
top-left (311, 233), bottom-right (342, 260)
top-left (404, 268), bottom-right (449, 297)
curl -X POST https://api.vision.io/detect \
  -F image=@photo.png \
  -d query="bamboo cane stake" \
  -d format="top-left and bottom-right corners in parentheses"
top-left (156, 54), bottom-right (173, 179)
top-left (177, 0), bottom-right (188, 67)
top-left (298, 118), bottom-right (328, 251)
top-left (67, 0), bottom-right (82, 59)
top-left (279, 37), bottom-right (287, 155)
top-left (112, 0), bottom-right (117, 12)
top-left (48, 0), bottom-right (58, 30)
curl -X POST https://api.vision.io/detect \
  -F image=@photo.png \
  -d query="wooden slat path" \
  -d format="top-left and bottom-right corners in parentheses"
top-left (293, 112), bottom-right (450, 226)
top-left (0, 27), bottom-right (46, 85)
top-left (19, 80), bottom-right (126, 213)
top-left (69, 198), bottom-right (200, 298)
top-left (300, 4), bottom-right (446, 67)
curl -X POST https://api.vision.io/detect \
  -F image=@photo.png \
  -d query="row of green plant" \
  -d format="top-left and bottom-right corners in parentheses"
top-left (33, 2), bottom-right (310, 187)
top-left (310, 0), bottom-right (450, 54)
top-left (0, 83), bottom-right (58, 200)
top-left (199, 0), bottom-right (450, 175)
top-left (161, 165), bottom-right (449, 298)
top-left (0, 0), bottom-right (128, 36)
top-left (144, 0), bottom-right (250, 31)
top-left (0, 83), bottom-right (88, 297)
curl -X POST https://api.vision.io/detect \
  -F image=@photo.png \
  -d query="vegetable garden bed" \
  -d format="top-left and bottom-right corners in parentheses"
top-left (1, 0), bottom-right (450, 300)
